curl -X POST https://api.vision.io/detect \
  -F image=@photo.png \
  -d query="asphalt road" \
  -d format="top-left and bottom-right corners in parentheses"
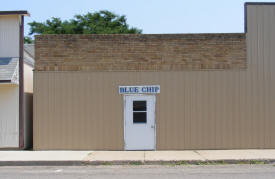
top-left (0, 164), bottom-right (275, 179)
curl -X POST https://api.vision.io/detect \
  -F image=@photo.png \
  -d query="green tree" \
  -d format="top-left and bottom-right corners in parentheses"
top-left (28, 10), bottom-right (142, 35)
top-left (24, 36), bottom-right (33, 44)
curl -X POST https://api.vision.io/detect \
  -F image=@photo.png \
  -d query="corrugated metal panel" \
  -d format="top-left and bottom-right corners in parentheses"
top-left (0, 85), bottom-right (19, 148)
top-left (33, 5), bottom-right (275, 150)
top-left (0, 16), bottom-right (19, 57)
top-left (34, 72), bottom-right (125, 150)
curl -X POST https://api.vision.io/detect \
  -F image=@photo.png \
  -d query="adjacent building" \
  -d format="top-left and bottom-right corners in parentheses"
top-left (0, 11), bottom-right (33, 149)
top-left (34, 3), bottom-right (275, 150)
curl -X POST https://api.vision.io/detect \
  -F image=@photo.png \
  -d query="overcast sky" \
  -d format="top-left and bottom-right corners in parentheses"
top-left (2, 0), bottom-right (275, 36)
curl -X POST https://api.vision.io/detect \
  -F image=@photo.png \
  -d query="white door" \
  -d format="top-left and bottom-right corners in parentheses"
top-left (124, 95), bottom-right (156, 150)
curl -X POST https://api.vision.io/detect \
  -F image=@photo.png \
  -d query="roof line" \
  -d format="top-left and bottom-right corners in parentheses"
top-left (0, 80), bottom-right (11, 83)
top-left (24, 49), bottom-right (34, 59)
top-left (244, 2), bottom-right (275, 33)
top-left (245, 2), bottom-right (275, 6)
top-left (0, 56), bottom-right (19, 58)
top-left (0, 11), bottom-right (30, 16)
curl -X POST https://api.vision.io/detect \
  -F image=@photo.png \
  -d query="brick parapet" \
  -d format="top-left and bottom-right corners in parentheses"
top-left (35, 33), bottom-right (246, 71)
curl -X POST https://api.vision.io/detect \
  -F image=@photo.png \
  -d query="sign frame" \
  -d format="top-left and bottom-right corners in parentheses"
top-left (119, 85), bottom-right (160, 94)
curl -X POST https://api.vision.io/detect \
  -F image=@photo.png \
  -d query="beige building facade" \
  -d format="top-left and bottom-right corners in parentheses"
top-left (0, 11), bottom-right (33, 149)
top-left (34, 3), bottom-right (275, 150)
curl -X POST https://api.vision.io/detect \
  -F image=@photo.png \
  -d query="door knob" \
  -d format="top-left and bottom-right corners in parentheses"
top-left (151, 125), bottom-right (155, 129)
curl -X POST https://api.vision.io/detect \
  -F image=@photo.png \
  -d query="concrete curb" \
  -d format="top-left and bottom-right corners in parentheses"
top-left (0, 161), bottom-right (86, 166)
top-left (144, 159), bottom-right (275, 165)
top-left (83, 159), bottom-right (275, 166)
top-left (0, 159), bottom-right (275, 166)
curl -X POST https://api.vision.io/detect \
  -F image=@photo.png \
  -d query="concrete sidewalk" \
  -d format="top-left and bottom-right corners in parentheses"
top-left (0, 150), bottom-right (275, 165)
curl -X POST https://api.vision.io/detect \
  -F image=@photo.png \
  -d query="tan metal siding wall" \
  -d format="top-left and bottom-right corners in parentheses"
top-left (34, 5), bottom-right (275, 150)
top-left (246, 4), bottom-right (275, 149)
top-left (156, 71), bottom-right (250, 149)
top-left (34, 72), bottom-right (125, 150)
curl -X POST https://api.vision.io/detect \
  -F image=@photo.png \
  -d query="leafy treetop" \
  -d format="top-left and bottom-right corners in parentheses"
top-left (24, 36), bottom-right (33, 44)
top-left (28, 10), bottom-right (142, 35)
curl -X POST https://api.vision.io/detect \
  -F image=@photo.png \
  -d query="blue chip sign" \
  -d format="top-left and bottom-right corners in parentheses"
top-left (119, 85), bottom-right (160, 94)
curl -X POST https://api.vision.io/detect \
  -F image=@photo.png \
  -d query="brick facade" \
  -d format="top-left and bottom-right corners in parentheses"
top-left (35, 33), bottom-right (246, 71)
